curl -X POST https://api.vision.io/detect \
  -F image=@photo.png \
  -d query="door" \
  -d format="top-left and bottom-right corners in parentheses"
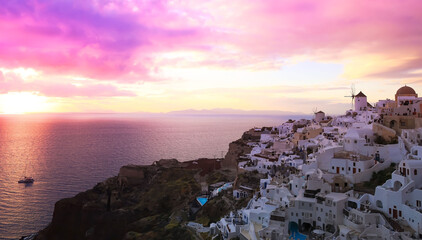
top-left (353, 168), bottom-right (356, 174)
top-left (393, 209), bottom-right (398, 219)
top-left (336, 167), bottom-right (340, 174)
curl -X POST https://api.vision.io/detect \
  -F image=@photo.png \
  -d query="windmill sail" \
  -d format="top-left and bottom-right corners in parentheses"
top-left (344, 84), bottom-right (356, 109)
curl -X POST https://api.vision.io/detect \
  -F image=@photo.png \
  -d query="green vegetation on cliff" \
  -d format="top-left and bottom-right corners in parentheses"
top-left (34, 135), bottom-right (263, 240)
top-left (354, 163), bottom-right (396, 194)
top-left (35, 166), bottom-right (202, 240)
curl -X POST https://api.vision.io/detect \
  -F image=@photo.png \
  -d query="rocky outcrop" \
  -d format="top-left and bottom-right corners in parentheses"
top-left (219, 129), bottom-right (262, 170)
top-left (221, 138), bottom-right (252, 170)
top-left (118, 165), bottom-right (148, 186)
top-left (35, 161), bottom-right (202, 240)
top-left (154, 159), bottom-right (182, 168)
top-left (32, 128), bottom-right (257, 240)
top-left (241, 129), bottom-right (261, 142)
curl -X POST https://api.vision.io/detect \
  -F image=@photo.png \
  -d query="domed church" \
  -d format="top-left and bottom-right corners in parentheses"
top-left (395, 85), bottom-right (418, 107)
top-left (380, 85), bottom-right (422, 133)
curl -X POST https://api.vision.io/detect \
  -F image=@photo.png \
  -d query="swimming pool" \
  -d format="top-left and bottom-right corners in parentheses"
top-left (289, 222), bottom-right (307, 240)
top-left (197, 197), bottom-right (208, 206)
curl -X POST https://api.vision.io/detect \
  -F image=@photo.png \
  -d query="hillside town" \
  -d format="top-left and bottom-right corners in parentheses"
top-left (196, 86), bottom-right (422, 240)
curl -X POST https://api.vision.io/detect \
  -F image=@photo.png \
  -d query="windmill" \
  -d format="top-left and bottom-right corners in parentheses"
top-left (344, 84), bottom-right (356, 109)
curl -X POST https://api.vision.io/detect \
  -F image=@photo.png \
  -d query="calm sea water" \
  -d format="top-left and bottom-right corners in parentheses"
top-left (0, 114), bottom-right (304, 239)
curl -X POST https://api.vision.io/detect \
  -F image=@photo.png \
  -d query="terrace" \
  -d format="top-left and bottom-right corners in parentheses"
top-left (333, 151), bottom-right (372, 161)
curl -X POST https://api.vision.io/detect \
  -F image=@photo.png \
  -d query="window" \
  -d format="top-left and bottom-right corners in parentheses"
top-left (348, 167), bottom-right (351, 171)
top-left (342, 167), bottom-right (344, 171)
top-left (415, 169), bottom-right (418, 175)
top-left (359, 169), bottom-right (361, 172)
top-left (407, 169), bottom-right (410, 175)
top-left (417, 200), bottom-right (421, 207)
top-left (332, 166), bottom-right (334, 170)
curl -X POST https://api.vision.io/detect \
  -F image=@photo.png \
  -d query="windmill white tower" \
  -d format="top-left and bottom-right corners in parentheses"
top-left (354, 91), bottom-right (367, 111)
top-left (313, 107), bottom-right (325, 122)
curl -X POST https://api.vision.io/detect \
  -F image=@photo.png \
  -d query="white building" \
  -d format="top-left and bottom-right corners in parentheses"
top-left (371, 151), bottom-right (422, 236)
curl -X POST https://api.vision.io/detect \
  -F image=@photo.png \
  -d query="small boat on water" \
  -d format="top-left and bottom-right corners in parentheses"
top-left (18, 176), bottom-right (35, 184)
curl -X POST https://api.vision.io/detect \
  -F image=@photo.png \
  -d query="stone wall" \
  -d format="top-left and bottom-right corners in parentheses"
top-left (382, 116), bottom-right (416, 134)
top-left (373, 123), bottom-right (396, 142)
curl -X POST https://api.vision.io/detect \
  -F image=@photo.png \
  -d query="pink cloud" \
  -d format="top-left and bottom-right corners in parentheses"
top-left (0, 0), bottom-right (209, 82)
top-left (33, 82), bottom-right (136, 97)
top-left (224, 0), bottom-right (422, 77)
top-left (0, 71), bottom-right (135, 97)
top-left (0, 0), bottom-right (422, 84)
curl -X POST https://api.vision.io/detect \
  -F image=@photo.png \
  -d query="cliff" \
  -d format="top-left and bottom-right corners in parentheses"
top-left (35, 161), bottom-right (202, 240)
top-left (221, 138), bottom-right (253, 170)
top-left (33, 156), bottom-right (244, 240)
top-left (32, 130), bottom-right (257, 240)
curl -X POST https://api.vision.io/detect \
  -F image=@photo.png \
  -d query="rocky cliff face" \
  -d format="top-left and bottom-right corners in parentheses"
top-left (33, 130), bottom-right (255, 240)
top-left (35, 161), bottom-right (201, 240)
top-left (221, 139), bottom-right (253, 170)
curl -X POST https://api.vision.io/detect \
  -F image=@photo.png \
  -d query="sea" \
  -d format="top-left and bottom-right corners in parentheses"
top-left (0, 113), bottom-right (307, 239)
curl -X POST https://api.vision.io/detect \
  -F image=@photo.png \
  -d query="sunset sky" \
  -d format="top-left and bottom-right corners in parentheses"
top-left (1, 0), bottom-right (422, 114)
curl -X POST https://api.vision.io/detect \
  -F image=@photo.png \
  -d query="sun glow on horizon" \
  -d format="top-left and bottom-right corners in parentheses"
top-left (0, 92), bottom-right (53, 114)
